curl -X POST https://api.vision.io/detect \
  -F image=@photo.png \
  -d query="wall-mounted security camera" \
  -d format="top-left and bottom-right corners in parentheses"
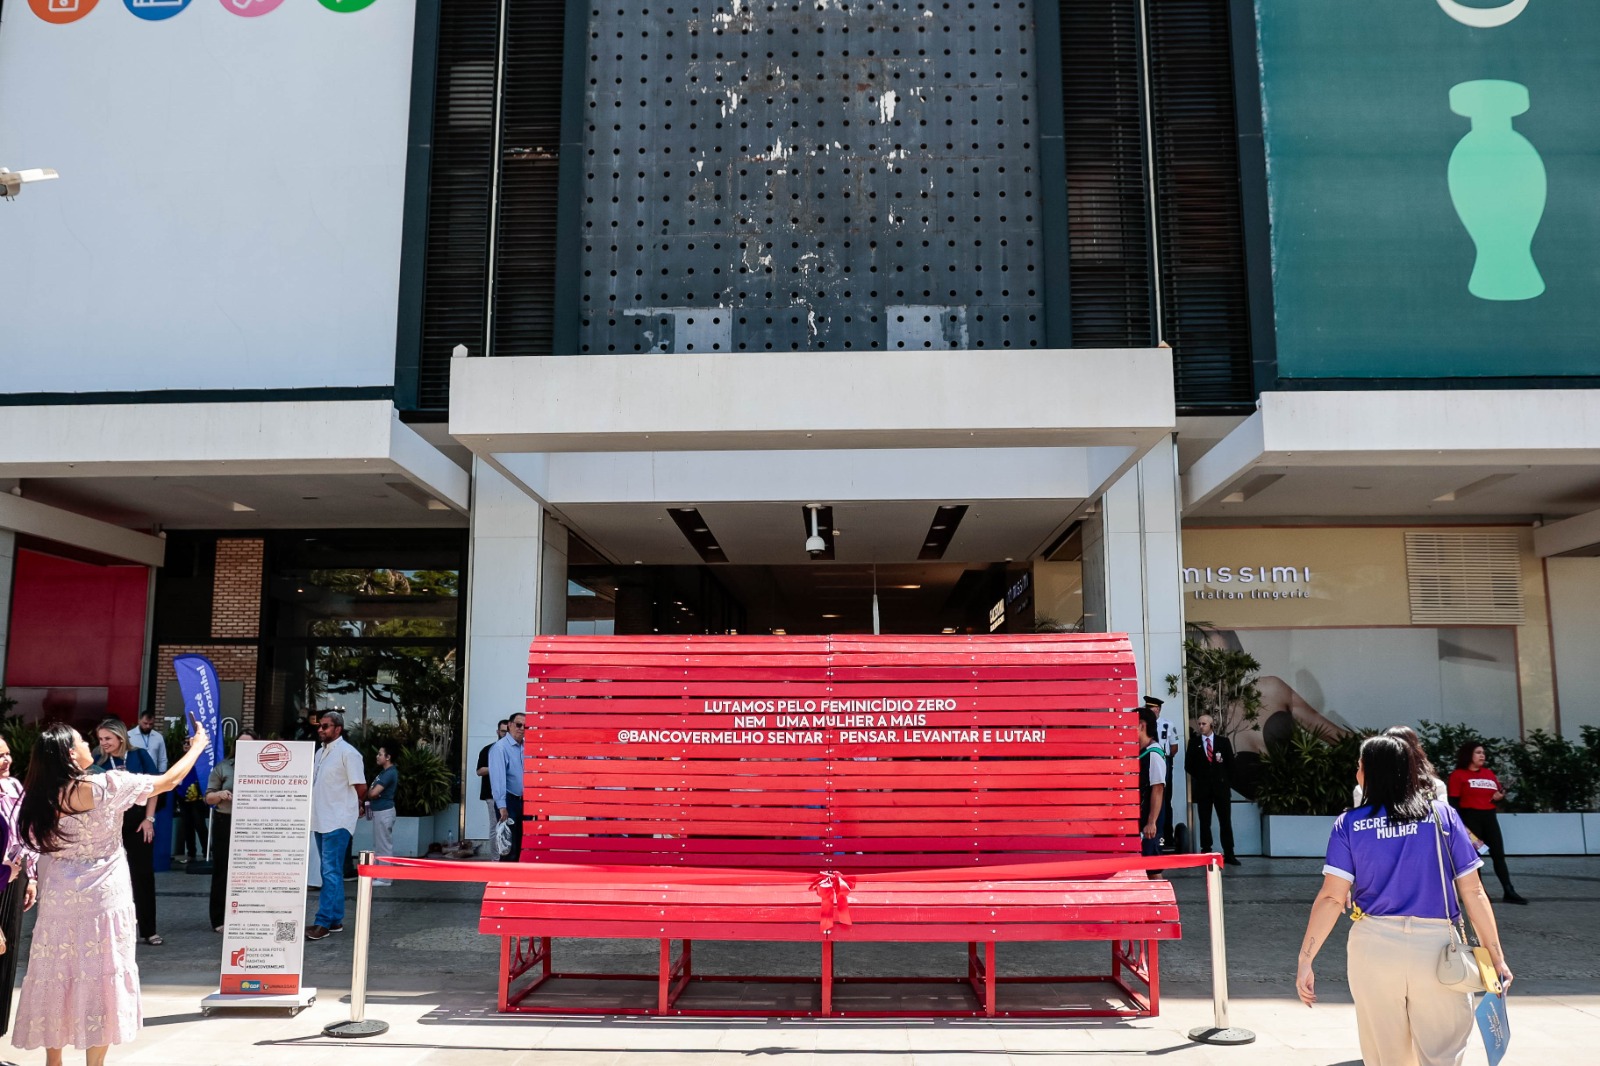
top-left (805, 504), bottom-right (827, 555)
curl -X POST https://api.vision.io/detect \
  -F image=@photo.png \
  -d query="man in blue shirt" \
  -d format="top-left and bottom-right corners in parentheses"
top-left (489, 712), bottom-right (527, 862)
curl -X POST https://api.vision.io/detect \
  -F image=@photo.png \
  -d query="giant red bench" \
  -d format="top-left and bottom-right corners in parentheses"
top-left (477, 633), bottom-right (1181, 1017)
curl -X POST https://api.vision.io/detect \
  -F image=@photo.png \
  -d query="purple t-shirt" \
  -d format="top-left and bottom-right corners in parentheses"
top-left (1323, 800), bottom-right (1483, 920)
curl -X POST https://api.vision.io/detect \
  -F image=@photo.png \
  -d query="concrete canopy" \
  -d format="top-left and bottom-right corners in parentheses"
top-left (0, 401), bottom-right (470, 547)
top-left (449, 348), bottom-right (1176, 562)
top-left (1183, 390), bottom-right (1600, 524)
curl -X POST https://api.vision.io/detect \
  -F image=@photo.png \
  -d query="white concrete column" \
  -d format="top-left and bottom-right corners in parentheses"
top-left (463, 459), bottom-right (547, 840)
top-left (1084, 437), bottom-right (1187, 816)
top-left (0, 530), bottom-right (14, 687)
top-left (540, 514), bottom-right (569, 636)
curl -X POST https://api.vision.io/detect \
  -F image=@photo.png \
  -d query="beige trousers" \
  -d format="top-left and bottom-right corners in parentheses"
top-left (1347, 916), bottom-right (1475, 1066)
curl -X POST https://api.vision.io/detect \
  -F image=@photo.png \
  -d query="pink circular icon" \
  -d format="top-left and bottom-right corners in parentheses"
top-left (220, 0), bottom-right (283, 15)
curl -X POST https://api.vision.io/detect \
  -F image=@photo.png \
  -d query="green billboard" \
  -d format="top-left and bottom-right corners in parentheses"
top-left (1255, 0), bottom-right (1600, 378)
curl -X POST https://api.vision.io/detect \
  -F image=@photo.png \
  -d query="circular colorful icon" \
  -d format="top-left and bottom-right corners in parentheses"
top-left (318, 0), bottom-right (379, 10)
top-left (29, 0), bottom-right (99, 24)
top-left (220, 0), bottom-right (284, 15)
top-left (125, 0), bottom-right (191, 20)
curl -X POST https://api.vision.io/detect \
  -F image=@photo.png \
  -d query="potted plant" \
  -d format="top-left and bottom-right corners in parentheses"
top-left (349, 723), bottom-right (458, 857)
top-left (0, 691), bottom-right (39, 782)
top-left (1253, 724), bottom-right (1368, 857)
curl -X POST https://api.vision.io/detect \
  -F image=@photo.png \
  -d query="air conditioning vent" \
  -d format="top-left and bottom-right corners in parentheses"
top-left (1404, 531), bottom-right (1525, 625)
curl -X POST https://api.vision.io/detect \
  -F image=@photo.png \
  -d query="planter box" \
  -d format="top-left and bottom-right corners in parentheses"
top-left (1229, 801), bottom-right (1262, 857)
top-left (1498, 812), bottom-right (1586, 856)
top-left (1262, 814), bottom-right (1334, 858)
top-left (1585, 813), bottom-right (1600, 856)
top-left (351, 813), bottom-right (431, 858)
top-left (433, 803), bottom-right (463, 848)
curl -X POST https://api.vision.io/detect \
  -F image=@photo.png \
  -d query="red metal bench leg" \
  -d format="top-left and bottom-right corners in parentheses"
top-left (1147, 939), bottom-right (1160, 1015)
top-left (498, 936), bottom-right (512, 1012)
top-left (984, 942), bottom-right (996, 1017)
top-left (658, 938), bottom-right (671, 1013)
top-left (821, 938), bottom-right (834, 1017)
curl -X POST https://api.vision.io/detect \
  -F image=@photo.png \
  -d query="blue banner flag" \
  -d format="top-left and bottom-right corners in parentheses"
top-left (172, 655), bottom-right (222, 791)
top-left (1475, 992), bottom-right (1510, 1066)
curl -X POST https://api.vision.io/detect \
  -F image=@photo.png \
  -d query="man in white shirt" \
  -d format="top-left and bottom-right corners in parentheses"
top-left (308, 711), bottom-right (367, 941)
top-left (488, 712), bottom-right (527, 862)
top-left (1145, 696), bottom-right (1178, 851)
top-left (130, 711), bottom-right (169, 773)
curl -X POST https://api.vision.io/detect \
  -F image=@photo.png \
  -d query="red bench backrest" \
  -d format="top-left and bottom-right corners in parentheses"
top-left (522, 633), bottom-right (1140, 870)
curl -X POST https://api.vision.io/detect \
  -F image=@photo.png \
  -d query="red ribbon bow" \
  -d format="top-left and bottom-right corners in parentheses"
top-left (810, 871), bottom-right (856, 933)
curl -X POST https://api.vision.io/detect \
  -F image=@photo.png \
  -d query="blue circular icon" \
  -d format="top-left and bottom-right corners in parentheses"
top-left (125, 0), bottom-right (192, 19)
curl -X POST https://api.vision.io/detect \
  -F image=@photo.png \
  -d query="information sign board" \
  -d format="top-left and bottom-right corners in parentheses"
top-left (216, 740), bottom-right (315, 997)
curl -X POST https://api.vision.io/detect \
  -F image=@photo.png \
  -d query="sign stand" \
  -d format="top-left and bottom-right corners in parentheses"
top-left (200, 739), bottom-right (319, 1015)
top-left (200, 988), bottom-right (318, 1017)
top-left (323, 851), bottom-right (389, 1038)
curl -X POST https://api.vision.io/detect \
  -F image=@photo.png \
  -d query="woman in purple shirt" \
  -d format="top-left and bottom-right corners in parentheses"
top-left (1295, 734), bottom-right (1513, 1066)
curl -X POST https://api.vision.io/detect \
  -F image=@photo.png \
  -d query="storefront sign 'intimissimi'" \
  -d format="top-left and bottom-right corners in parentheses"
top-left (1182, 565), bottom-right (1312, 601)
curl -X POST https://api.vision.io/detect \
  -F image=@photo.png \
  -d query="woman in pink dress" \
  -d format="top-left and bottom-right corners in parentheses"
top-left (11, 717), bottom-right (209, 1066)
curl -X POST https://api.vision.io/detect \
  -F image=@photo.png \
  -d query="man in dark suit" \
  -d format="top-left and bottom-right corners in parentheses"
top-left (1184, 714), bottom-right (1241, 866)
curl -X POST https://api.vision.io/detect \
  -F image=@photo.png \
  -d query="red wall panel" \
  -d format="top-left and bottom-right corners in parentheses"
top-left (5, 549), bottom-right (150, 720)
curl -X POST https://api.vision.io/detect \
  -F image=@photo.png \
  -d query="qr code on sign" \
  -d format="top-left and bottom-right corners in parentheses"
top-left (275, 921), bottom-right (297, 943)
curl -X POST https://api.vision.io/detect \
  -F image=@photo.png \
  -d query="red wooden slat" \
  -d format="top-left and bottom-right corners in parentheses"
top-left (529, 679), bottom-right (1137, 698)
top-left (479, 918), bottom-right (1180, 942)
top-left (484, 902), bottom-right (1177, 924)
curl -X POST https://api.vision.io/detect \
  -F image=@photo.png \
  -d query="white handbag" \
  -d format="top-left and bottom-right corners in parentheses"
top-left (1431, 809), bottom-right (1499, 995)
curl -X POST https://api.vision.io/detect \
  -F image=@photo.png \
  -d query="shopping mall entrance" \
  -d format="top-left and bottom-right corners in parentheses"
top-left (564, 526), bottom-right (1086, 637)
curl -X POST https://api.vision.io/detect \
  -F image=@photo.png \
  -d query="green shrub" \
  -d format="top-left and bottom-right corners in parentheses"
top-left (1502, 730), bottom-right (1600, 813)
top-left (0, 717), bottom-right (40, 783)
top-left (395, 746), bottom-right (455, 817)
top-left (1254, 723), bottom-right (1373, 816)
top-left (1419, 721), bottom-right (1600, 814)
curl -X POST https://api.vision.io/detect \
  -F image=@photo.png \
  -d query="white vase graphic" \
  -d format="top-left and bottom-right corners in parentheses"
top-left (1447, 80), bottom-right (1547, 301)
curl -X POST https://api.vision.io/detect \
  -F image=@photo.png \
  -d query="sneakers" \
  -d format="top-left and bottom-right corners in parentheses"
top-left (1504, 891), bottom-right (1529, 905)
top-left (305, 925), bottom-right (331, 941)
top-left (328, 921), bottom-right (345, 933)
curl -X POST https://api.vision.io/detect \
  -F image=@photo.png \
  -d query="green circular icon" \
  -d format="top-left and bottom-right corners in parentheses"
top-left (318, 0), bottom-right (377, 10)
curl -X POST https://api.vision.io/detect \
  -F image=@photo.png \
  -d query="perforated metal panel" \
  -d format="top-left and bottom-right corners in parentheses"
top-left (577, 0), bottom-right (1045, 354)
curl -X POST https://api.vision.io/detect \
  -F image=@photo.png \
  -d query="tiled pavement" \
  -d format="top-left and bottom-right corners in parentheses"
top-left (6, 856), bottom-right (1597, 1064)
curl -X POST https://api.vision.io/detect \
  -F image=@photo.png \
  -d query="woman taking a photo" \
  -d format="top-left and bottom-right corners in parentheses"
top-left (92, 718), bottom-right (165, 945)
top-left (1449, 741), bottom-right (1528, 905)
top-left (10, 717), bottom-right (208, 1065)
top-left (1296, 734), bottom-right (1512, 1066)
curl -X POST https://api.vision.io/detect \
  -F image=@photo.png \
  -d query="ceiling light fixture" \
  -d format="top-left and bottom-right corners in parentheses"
top-left (918, 504), bottom-right (968, 561)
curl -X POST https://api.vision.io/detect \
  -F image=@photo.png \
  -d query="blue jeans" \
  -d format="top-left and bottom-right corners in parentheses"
top-left (314, 829), bottom-right (351, 928)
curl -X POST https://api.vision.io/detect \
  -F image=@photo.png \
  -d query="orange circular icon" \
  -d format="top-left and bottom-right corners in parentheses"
top-left (29, 0), bottom-right (99, 23)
